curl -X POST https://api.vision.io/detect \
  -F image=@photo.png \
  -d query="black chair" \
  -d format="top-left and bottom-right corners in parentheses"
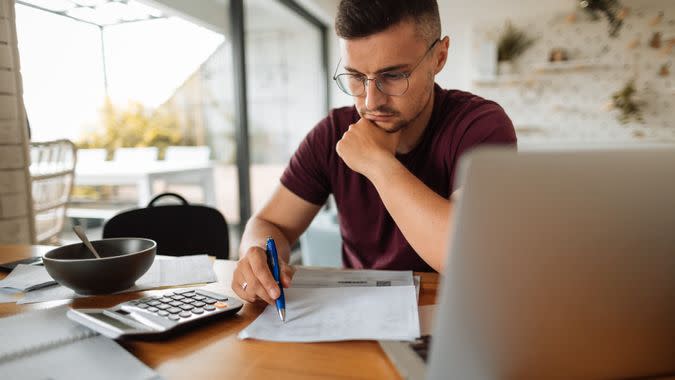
top-left (103, 192), bottom-right (230, 259)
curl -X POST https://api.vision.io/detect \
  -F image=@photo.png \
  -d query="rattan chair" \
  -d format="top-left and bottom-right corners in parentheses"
top-left (29, 139), bottom-right (77, 244)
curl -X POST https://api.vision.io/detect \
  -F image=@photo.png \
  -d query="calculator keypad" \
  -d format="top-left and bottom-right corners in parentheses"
top-left (126, 289), bottom-right (232, 323)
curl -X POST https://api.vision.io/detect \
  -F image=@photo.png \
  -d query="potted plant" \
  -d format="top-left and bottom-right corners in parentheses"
top-left (497, 21), bottom-right (537, 75)
top-left (609, 79), bottom-right (645, 124)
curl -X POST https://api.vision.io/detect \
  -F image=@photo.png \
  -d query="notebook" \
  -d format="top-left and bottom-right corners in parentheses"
top-left (0, 306), bottom-right (161, 380)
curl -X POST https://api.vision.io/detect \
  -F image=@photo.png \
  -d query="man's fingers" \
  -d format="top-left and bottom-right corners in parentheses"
top-left (231, 266), bottom-right (256, 303)
top-left (280, 264), bottom-right (295, 288)
top-left (240, 263), bottom-right (275, 305)
top-left (248, 251), bottom-right (281, 299)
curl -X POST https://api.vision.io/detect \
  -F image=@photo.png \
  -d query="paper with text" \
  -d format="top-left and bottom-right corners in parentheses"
top-left (239, 285), bottom-right (420, 342)
top-left (292, 267), bottom-right (415, 288)
top-left (0, 264), bottom-right (56, 292)
top-left (18, 255), bottom-right (216, 304)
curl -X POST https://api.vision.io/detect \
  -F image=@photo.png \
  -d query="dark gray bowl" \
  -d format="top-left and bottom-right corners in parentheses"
top-left (43, 238), bottom-right (156, 295)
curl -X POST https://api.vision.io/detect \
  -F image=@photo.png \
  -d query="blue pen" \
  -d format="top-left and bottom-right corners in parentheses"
top-left (266, 237), bottom-right (286, 322)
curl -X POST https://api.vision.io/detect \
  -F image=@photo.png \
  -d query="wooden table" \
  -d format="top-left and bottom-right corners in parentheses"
top-left (0, 245), bottom-right (439, 380)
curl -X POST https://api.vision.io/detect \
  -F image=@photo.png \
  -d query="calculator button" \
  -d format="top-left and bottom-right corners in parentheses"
top-left (191, 301), bottom-right (205, 308)
top-left (168, 315), bottom-right (180, 321)
top-left (148, 307), bottom-right (159, 313)
top-left (192, 295), bottom-right (205, 301)
top-left (158, 311), bottom-right (169, 316)
top-left (204, 305), bottom-right (216, 312)
top-left (179, 304), bottom-right (194, 311)
top-left (180, 291), bottom-right (196, 297)
top-left (214, 302), bottom-right (228, 309)
top-left (137, 303), bottom-right (149, 309)
top-left (202, 298), bottom-right (216, 305)
top-left (168, 307), bottom-right (182, 314)
top-left (176, 289), bottom-right (196, 294)
top-left (192, 308), bottom-right (204, 314)
top-left (170, 295), bottom-right (185, 300)
top-left (179, 311), bottom-right (192, 318)
top-left (157, 304), bottom-right (170, 310)
top-left (169, 301), bottom-right (183, 307)
top-left (148, 300), bottom-right (161, 306)
top-left (159, 297), bottom-right (172, 303)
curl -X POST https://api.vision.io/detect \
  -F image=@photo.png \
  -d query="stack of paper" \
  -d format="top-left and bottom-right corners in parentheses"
top-left (0, 264), bottom-right (56, 291)
top-left (239, 268), bottom-right (421, 342)
top-left (0, 306), bottom-right (160, 380)
top-left (0, 255), bottom-right (217, 304)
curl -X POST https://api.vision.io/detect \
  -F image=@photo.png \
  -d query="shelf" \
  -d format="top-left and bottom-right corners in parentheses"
top-left (473, 59), bottom-right (620, 86)
top-left (532, 59), bottom-right (616, 73)
top-left (473, 75), bottom-right (540, 86)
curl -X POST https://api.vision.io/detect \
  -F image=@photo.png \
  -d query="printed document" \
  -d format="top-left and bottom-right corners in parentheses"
top-left (18, 255), bottom-right (216, 304)
top-left (239, 268), bottom-right (420, 342)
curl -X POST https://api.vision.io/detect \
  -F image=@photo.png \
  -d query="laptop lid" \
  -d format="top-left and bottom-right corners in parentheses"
top-left (427, 148), bottom-right (675, 379)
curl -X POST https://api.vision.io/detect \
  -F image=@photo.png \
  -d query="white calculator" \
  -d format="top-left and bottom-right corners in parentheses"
top-left (67, 288), bottom-right (243, 339)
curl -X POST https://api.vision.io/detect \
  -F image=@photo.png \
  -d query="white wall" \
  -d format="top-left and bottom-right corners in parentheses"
top-left (0, 0), bottom-right (34, 244)
top-left (437, 0), bottom-right (675, 89)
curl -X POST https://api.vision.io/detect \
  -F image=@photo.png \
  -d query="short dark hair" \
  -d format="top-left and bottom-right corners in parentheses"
top-left (335, 0), bottom-right (441, 43)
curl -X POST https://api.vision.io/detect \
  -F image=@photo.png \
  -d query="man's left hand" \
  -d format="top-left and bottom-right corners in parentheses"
top-left (336, 118), bottom-right (401, 179)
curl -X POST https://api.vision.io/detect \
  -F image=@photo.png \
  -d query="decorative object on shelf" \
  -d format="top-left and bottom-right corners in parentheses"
top-left (497, 21), bottom-right (536, 75)
top-left (578, 0), bottom-right (624, 37)
top-left (663, 39), bottom-right (675, 55)
top-left (476, 41), bottom-right (498, 79)
top-left (649, 32), bottom-right (662, 49)
top-left (659, 62), bottom-right (670, 77)
top-left (609, 79), bottom-right (645, 124)
top-left (565, 12), bottom-right (578, 24)
top-left (649, 11), bottom-right (664, 27)
top-left (548, 48), bottom-right (569, 62)
top-left (617, 7), bottom-right (630, 20)
top-left (626, 36), bottom-right (640, 50)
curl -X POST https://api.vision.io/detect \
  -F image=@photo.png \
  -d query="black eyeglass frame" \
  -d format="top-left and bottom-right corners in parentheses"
top-left (332, 38), bottom-right (441, 97)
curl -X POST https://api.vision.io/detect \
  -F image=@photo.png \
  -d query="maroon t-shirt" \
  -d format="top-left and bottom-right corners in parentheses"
top-left (281, 85), bottom-right (517, 272)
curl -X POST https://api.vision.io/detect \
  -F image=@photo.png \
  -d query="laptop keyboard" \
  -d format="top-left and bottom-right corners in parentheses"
top-left (409, 335), bottom-right (432, 362)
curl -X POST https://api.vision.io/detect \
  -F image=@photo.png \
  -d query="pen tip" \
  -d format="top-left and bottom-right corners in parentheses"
top-left (279, 308), bottom-right (286, 322)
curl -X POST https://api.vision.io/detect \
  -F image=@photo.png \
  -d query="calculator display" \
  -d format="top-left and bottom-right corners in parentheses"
top-left (87, 312), bottom-right (138, 331)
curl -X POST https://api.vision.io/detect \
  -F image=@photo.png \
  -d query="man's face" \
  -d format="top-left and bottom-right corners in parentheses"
top-left (339, 20), bottom-right (439, 132)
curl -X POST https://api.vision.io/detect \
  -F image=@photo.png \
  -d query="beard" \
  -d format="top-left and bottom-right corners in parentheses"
top-left (357, 106), bottom-right (409, 133)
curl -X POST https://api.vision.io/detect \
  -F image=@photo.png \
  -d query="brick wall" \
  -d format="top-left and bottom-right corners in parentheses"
top-left (0, 0), bottom-right (33, 244)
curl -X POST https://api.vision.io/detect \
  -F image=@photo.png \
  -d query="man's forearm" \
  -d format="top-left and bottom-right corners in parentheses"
top-left (238, 216), bottom-right (292, 263)
top-left (367, 158), bottom-right (453, 272)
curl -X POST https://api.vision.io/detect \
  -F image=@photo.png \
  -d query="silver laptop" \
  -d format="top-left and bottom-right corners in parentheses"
top-left (381, 148), bottom-right (675, 380)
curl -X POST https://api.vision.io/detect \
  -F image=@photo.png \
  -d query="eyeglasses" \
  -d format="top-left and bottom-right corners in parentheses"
top-left (332, 39), bottom-right (440, 97)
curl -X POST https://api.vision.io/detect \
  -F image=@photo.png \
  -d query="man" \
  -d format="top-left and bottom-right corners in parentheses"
top-left (232, 0), bottom-right (516, 305)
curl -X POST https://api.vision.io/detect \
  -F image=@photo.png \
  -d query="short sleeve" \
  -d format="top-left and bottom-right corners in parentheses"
top-left (450, 102), bottom-right (517, 189)
top-left (279, 116), bottom-right (333, 206)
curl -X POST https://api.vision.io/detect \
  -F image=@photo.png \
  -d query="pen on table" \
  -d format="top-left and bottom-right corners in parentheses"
top-left (266, 236), bottom-right (286, 322)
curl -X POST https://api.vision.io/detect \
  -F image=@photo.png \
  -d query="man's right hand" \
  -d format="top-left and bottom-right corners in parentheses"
top-left (231, 245), bottom-right (295, 305)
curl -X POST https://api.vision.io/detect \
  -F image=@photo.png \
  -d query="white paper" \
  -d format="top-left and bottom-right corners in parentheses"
top-left (0, 264), bottom-right (56, 291)
top-left (239, 285), bottom-right (420, 342)
top-left (0, 306), bottom-right (159, 380)
top-left (0, 288), bottom-right (21, 304)
top-left (18, 255), bottom-right (217, 304)
top-left (292, 267), bottom-right (414, 288)
top-left (0, 335), bottom-right (162, 380)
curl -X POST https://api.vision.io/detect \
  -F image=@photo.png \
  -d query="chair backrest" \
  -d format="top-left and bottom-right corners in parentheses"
top-left (30, 139), bottom-right (77, 244)
top-left (102, 192), bottom-right (229, 259)
top-left (113, 147), bottom-right (158, 162)
top-left (299, 208), bottom-right (342, 267)
top-left (165, 146), bottom-right (210, 163)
